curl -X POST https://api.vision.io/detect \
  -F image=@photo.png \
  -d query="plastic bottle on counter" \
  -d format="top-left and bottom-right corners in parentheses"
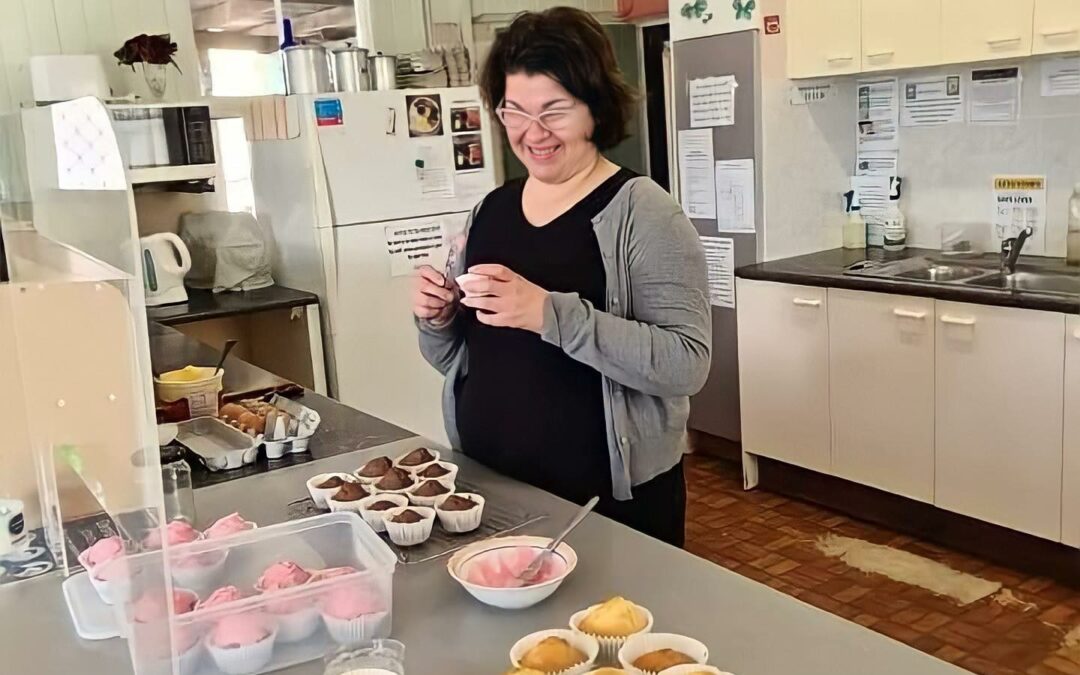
top-left (1067, 183), bottom-right (1080, 266)
top-left (842, 190), bottom-right (866, 249)
top-left (882, 177), bottom-right (907, 252)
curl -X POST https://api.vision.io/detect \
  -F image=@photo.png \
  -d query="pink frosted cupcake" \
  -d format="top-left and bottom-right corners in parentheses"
top-left (203, 513), bottom-right (257, 540)
top-left (142, 520), bottom-right (202, 550)
top-left (77, 535), bottom-right (131, 605)
top-left (255, 561), bottom-right (318, 643)
top-left (197, 585), bottom-right (246, 610)
top-left (316, 567), bottom-right (390, 645)
top-left (205, 613), bottom-right (277, 675)
top-left (133, 588), bottom-right (203, 675)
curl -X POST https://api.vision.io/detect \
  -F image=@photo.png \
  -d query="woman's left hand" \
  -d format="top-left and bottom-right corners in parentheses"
top-left (459, 264), bottom-right (550, 333)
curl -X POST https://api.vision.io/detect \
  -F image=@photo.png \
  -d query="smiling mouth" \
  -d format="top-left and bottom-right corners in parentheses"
top-left (527, 144), bottom-right (561, 161)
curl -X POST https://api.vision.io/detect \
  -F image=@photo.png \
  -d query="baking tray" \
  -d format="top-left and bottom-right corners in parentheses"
top-left (176, 416), bottom-right (258, 471)
top-left (287, 479), bottom-right (546, 565)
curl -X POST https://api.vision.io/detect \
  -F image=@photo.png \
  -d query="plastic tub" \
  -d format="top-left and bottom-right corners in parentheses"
top-left (155, 366), bottom-right (224, 418)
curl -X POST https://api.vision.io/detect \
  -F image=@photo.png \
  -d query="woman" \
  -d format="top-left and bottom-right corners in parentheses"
top-left (412, 7), bottom-right (710, 547)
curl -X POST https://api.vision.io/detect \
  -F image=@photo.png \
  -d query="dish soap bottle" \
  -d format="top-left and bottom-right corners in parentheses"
top-left (842, 190), bottom-right (866, 249)
top-left (883, 177), bottom-right (906, 252)
top-left (1068, 183), bottom-right (1080, 266)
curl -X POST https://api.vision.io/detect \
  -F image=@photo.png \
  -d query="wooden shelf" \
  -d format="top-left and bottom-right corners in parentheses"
top-left (128, 163), bottom-right (216, 185)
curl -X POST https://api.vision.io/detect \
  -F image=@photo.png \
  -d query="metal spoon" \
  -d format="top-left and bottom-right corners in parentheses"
top-left (213, 339), bottom-right (239, 375)
top-left (516, 495), bottom-right (599, 585)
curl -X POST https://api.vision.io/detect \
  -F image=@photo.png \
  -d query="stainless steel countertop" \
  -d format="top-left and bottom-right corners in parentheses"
top-left (0, 438), bottom-right (971, 674)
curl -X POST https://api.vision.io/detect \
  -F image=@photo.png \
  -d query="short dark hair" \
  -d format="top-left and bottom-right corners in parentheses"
top-left (480, 7), bottom-right (637, 151)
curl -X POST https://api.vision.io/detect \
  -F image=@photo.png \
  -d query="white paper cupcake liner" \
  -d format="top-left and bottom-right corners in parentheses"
top-left (406, 478), bottom-right (456, 507)
top-left (327, 495), bottom-right (370, 515)
top-left (173, 640), bottom-right (203, 675)
top-left (356, 494), bottom-right (409, 533)
top-left (409, 460), bottom-right (459, 483)
top-left (434, 493), bottom-right (486, 533)
top-left (206, 627), bottom-right (277, 675)
top-left (570, 603), bottom-right (654, 666)
top-left (306, 473), bottom-right (359, 509)
top-left (272, 604), bottom-right (320, 642)
top-left (382, 506), bottom-right (435, 547)
top-left (322, 609), bottom-right (391, 645)
top-left (510, 629), bottom-right (600, 675)
top-left (659, 666), bottom-right (730, 675)
top-left (617, 633), bottom-right (709, 675)
top-left (393, 449), bottom-right (441, 473)
top-left (171, 549), bottom-right (229, 592)
top-left (88, 570), bottom-right (132, 606)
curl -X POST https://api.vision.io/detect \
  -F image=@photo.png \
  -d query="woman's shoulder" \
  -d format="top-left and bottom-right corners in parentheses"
top-left (474, 177), bottom-right (525, 220)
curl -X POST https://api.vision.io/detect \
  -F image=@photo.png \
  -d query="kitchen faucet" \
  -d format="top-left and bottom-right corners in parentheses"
top-left (1000, 226), bottom-right (1034, 274)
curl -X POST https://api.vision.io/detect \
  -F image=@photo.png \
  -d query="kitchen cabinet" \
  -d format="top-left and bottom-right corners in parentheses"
top-left (934, 301), bottom-right (1065, 540)
top-left (828, 290), bottom-right (935, 503)
top-left (942, 0), bottom-right (1034, 64)
top-left (1062, 317), bottom-right (1080, 546)
top-left (1033, 0), bottom-right (1080, 54)
top-left (861, 0), bottom-right (942, 72)
top-left (786, 0), bottom-right (861, 79)
top-left (737, 280), bottom-right (831, 474)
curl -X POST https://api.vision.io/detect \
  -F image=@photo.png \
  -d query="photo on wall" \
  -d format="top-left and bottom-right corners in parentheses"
top-left (407, 94), bottom-right (443, 137)
top-left (449, 105), bottom-right (482, 133)
top-left (452, 133), bottom-right (485, 172)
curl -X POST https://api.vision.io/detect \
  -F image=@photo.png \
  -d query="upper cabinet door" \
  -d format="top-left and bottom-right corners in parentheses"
top-left (942, 0), bottom-right (1035, 64)
top-left (787, 0), bottom-right (861, 79)
top-left (1033, 0), bottom-right (1080, 54)
top-left (862, 0), bottom-right (942, 71)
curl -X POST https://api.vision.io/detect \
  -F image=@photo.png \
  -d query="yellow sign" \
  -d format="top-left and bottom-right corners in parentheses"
top-left (994, 176), bottom-right (1044, 191)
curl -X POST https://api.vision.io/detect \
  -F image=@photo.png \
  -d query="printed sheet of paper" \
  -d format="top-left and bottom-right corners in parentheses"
top-left (677, 129), bottom-right (716, 220)
top-left (992, 175), bottom-right (1046, 255)
top-left (700, 236), bottom-right (735, 309)
top-left (900, 74), bottom-right (964, 126)
top-left (855, 150), bottom-right (899, 177)
top-left (970, 67), bottom-right (1021, 123)
top-left (851, 175), bottom-right (890, 217)
top-left (417, 142), bottom-right (455, 198)
top-left (385, 222), bottom-right (447, 277)
top-left (1041, 56), bottom-right (1080, 97)
top-left (689, 75), bottom-right (737, 127)
top-left (856, 78), bottom-right (900, 151)
top-left (714, 159), bottom-right (755, 233)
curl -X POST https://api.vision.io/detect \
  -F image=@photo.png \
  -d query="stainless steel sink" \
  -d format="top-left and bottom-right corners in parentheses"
top-left (893, 265), bottom-right (990, 282)
top-left (965, 272), bottom-right (1080, 295)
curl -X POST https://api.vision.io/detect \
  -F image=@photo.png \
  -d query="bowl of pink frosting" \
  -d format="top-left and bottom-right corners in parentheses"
top-left (446, 535), bottom-right (577, 610)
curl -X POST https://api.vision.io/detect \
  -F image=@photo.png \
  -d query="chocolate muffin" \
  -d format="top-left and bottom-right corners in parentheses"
top-left (367, 500), bottom-right (400, 512)
top-left (375, 467), bottom-right (415, 491)
top-left (412, 480), bottom-right (450, 497)
top-left (418, 463), bottom-right (451, 478)
top-left (357, 456), bottom-right (393, 478)
top-left (397, 447), bottom-right (435, 467)
top-left (438, 495), bottom-right (478, 511)
top-left (389, 509), bottom-right (424, 524)
top-left (333, 482), bottom-right (369, 502)
top-left (317, 476), bottom-right (347, 490)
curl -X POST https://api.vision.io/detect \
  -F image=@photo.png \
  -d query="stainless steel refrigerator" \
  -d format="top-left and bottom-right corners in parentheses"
top-left (669, 29), bottom-right (763, 443)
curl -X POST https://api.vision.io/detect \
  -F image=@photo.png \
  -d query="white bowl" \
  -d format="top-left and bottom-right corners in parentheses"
top-left (618, 633), bottom-right (709, 675)
top-left (306, 473), bottom-right (359, 509)
top-left (510, 629), bottom-right (599, 675)
top-left (446, 535), bottom-right (577, 610)
top-left (659, 666), bottom-right (730, 675)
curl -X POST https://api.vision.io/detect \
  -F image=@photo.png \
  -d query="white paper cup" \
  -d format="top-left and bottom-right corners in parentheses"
top-left (327, 492), bottom-right (372, 515)
top-left (617, 634), bottom-right (709, 675)
top-left (510, 629), bottom-right (600, 675)
top-left (174, 640), bottom-right (204, 675)
top-left (87, 569), bottom-right (133, 606)
top-left (206, 626), bottom-right (278, 675)
top-left (406, 478), bottom-right (456, 507)
top-left (171, 550), bottom-right (229, 593)
top-left (409, 460), bottom-right (459, 482)
top-left (370, 476), bottom-right (417, 496)
top-left (264, 440), bottom-right (287, 459)
top-left (434, 493), bottom-right (485, 533)
top-left (570, 602), bottom-right (654, 666)
top-left (306, 473), bottom-right (359, 509)
top-left (353, 457), bottom-right (394, 485)
top-left (659, 666), bottom-right (730, 675)
top-left (456, 273), bottom-right (496, 298)
top-left (382, 506), bottom-right (435, 547)
top-left (356, 494), bottom-right (409, 533)
top-left (393, 448), bottom-right (441, 473)
top-left (322, 609), bottom-right (391, 646)
top-left (271, 604), bottom-right (320, 643)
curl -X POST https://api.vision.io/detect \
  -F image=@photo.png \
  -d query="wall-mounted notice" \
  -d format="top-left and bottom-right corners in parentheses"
top-left (856, 78), bottom-right (899, 151)
top-left (385, 221), bottom-right (447, 277)
top-left (700, 236), bottom-right (735, 309)
top-left (1041, 56), bottom-right (1080, 97)
top-left (900, 75), bottom-right (964, 126)
top-left (677, 129), bottom-right (716, 220)
top-left (689, 75), bottom-right (737, 127)
top-left (714, 159), bottom-right (755, 233)
top-left (855, 150), bottom-right (899, 177)
top-left (992, 175), bottom-right (1046, 255)
top-left (970, 67), bottom-right (1021, 123)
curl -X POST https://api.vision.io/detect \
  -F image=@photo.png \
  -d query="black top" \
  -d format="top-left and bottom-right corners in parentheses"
top-left (456, 168), bottom-right (636, 504)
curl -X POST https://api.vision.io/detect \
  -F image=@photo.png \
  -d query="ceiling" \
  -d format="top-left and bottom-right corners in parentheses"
top-left (190, 0), bottom-right (356, 39)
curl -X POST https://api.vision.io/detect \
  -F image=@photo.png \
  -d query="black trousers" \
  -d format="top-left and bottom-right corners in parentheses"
top-left (592, 460), bottom-right (686, 548)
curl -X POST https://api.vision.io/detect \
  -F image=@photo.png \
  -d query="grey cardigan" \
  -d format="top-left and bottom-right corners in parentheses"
top-left (417, 176), bottom-right (712, 500)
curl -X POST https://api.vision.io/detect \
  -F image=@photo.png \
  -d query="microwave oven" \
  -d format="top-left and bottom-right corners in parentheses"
top-left (109, 104), bottom-right (215, 169)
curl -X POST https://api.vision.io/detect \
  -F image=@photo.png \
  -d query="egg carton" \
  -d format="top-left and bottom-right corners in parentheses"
top-left (219, 394), bottom-right (321, 459)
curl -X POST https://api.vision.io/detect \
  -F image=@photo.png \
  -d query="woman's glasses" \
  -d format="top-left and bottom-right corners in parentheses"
top-left (495, 105), bottom-right (576, 132)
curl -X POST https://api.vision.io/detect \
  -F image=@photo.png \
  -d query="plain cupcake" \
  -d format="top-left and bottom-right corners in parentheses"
top-left (510, 630), bottom-right (600, 675)
top-left (307, 473), bottom-right (361, 509)
top-left (354, 456), bottom-right (394, 484)
top-left (406, 477), bottom-right (456, 507)
top-left (570, 597), bottom-right (653, 665)
top-left (383, 506), bottom-right (435, 547)
top-left (356, 493), bottom-right (410, 533)
top-left (434, 493), bottom-right (486, 533)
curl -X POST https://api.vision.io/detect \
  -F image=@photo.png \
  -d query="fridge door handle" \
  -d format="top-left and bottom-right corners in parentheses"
top-left (792, 297), bottom-right (822, 308)
top-left (893, 308), bottom-right (927, 320)
top-left (940, 315), bottom-right (976, 326)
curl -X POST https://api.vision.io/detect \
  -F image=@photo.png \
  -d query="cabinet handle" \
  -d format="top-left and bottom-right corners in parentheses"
top-left (865, 50), bottom-right (894, 58)
top-left (792, 298), bottom-right (822, 308)
top-left (940, 315), bottom-right (976, 326)
top-left (986, 37), bottom-right (1022, 47)
top-left (1040, 27), bottom-right (1077, 37)
top-left (893, 309), bottom-right (927, 320)
top-left (827, 55), bottom-right (854, 63)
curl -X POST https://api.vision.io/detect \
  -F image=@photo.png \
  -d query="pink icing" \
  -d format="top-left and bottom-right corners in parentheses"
top-left (461, 546), bottom-right (567, 588)
top-left (203, 513), bottom-right (256, 540)
top-left (78, 536), bottom-right (124, 573)
top-left (320, 580), bottom-right (386, 620)
top-left (210, 614), bottom-right (272, 649)
top-left (143, 520), bottom-right (201, 550)
top-left (256, 561), bottom-right (312, 592)
top-left (133, 589), bottom-right (198, 623)
top-left (312, 566), bottom-right (359, 581)
top-left (197, 585), bottom-right (245, 610)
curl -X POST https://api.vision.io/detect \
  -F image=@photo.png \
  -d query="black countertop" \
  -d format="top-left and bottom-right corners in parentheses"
top-left (146, 285), bottom-right (319, 326)
top-left (737, 248), bottom-right (1080, 314)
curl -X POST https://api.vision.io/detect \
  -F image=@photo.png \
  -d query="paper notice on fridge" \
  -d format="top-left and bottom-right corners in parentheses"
top-left (677, 129), bottom-right (716, 220)
top-left (417, 143), bottom-right (455, 198)
top-left (900, 74), bottom-right (964, 126)
top-left (714, 159), bottom-right (755, 233)
top-left (855, 150), bottom-right (899, 176)
top-left (385, 221), bottom-right (448, 277)
top-left (689, 75), bottom-right (737, 127)
top-left (992, 175), bottom-right (1046, 255)
top-left (1041, 56), bottom-right (1080, 97)
top-left (970, 67), bottom-right (1021, 123)
top-left (700, 236), bottom-right (735, 309)
top-left (856, 78), bottom-right (900, 151)
top-left (851, 175), bottom-right (890, 217)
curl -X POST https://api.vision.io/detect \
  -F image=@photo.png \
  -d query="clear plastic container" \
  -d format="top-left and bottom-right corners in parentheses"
top-left (101, 512), bottom-right (397, 675)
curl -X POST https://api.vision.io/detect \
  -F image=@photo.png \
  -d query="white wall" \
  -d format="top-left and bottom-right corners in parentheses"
top-left (760, 0), bottom-right (1080, 261)
top-left (0, 0), bottom-right (200, 112)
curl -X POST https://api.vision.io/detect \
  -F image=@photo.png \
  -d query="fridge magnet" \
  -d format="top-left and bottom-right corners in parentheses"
top-left (679, 0), bottom-right (713, 24)
top-left (452, 133), bottom-right (485, 172)
top-left (732, 0), bottom-right (756, 21)
top-left (407, 94), bottom-right (443, 137)
top-left (449, 105), bottom-right (482, 133)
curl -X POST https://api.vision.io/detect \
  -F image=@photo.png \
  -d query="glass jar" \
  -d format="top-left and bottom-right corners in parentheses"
top-left (324, 640), bottom-right (406, 675)
top-left (160, 446), bottom-right (195, 523)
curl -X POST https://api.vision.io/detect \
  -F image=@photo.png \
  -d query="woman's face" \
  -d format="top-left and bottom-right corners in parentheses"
top-left (502, 72), bottom-right (597, 185)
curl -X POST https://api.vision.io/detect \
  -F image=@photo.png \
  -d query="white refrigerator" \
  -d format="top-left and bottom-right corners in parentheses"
top-left (252, 87), bottom-right (497, 444)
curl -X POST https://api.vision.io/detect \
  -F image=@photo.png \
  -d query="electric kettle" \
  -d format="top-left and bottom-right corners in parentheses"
top-left (140, 233), bottom-right (192, 307)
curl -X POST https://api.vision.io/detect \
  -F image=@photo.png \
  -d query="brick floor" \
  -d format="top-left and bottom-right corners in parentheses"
top-left (684, 454), bottom-right (1080, 675)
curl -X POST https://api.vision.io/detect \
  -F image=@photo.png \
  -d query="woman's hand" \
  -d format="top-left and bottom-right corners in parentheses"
top-left (412, 265), bottom-right (457, 325)
top-left (459, 264), bottom-right (550, 333)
